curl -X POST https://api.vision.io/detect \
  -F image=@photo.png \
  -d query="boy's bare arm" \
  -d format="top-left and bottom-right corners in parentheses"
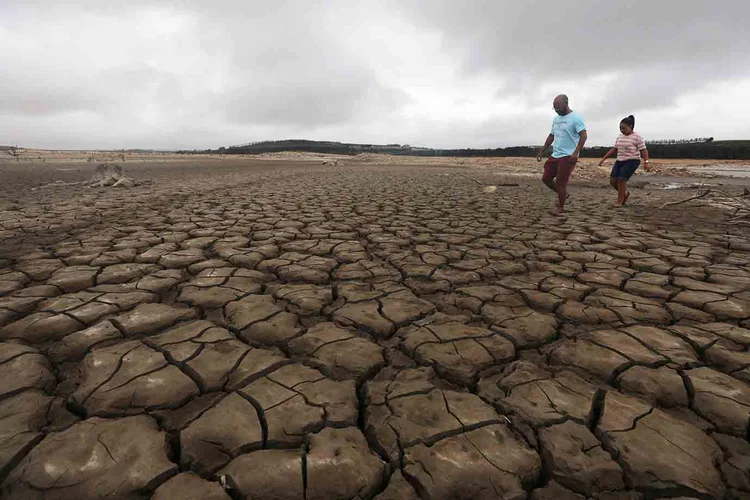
top-left (641, 148), bottom-right (651, 171)
top-left (598, 147), bottom-right (617, 166)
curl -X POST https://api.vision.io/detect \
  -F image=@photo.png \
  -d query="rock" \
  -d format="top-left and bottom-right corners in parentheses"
top-left (666, 302), bottom-right (715, 323)
top-left (152, 472), bottom-right (231, 500)
top-left (585, 289), bottom-right (671, 324)
top-left (379, 290), bottom-right (436, 326)
top-left (239, 310), bottom-right (302, 347)
top-left (1, 311), bottom-right (84, 344)
top-left (219, 449), bottom-right (303, 500)
top-left (477, 360), bottom-right (551, 402)
top-left (159, 248), bottom-right (206, 269)
top-left (97, 263), bottom-right (158, 285)
top-left (597, 391), bottom-right (725, 499)
top-left (3, 416), bottom-right (177, 499)
top-left (47, 320), bottom-right (123, 363)
top-left (704, 343), bottom-right (750, 381)
top-left (150, 392), bottom-right (225, 432)
top-left (46, 265), bottom-right (99, 292)
top-left (374, 470), bottom-right (420, 500)
top-left (239, 364), bottom-right (357, 447)
top-left (549, 337), bottom-right (631, 383)
top-left (403, 423), bottom-right (541, 500)
top-left (623, 273), bottom-right (674, 300)
top-left (14, 259), bottom-right (65, 281)
top-left (482, 303), bottom-right (559, 348)
top-left (334, 301), bottom-right (396, 339)
top-left (620, 325), bottom-right (698, 365)
top-left (577, 268), bottom-right (630, 289)
top-left (69, 340), bottom-right (199, 416)
top-left (180, 392), bottom-right (263, 475)
top-left (557, 301), bottom-right (620, 325)
top-left (530, 481), bottom-right (586, 500)
top-left (178, 273), bottom-right (263, 309)
top-left (399, 321), bottom-right (514, 386)
top-left (0, 342), bottom-right (56, 399)
top-left (539, 421), bottom-right (625, 496)
top-left (540, 276), bottom-right (591, 301)
top-left (712, 433), bottom-right (750, 492)
top-left (687, 366), bottom-right (750, 436)
top-left (145, 320), bottom-right (282, 392)
top-left (306, 427), bottom-right (386, 500)
top-left (704, 294), bottom-right (750, 321)
top-left (288, 322), bottom-right (385, 383)
top-left (493, 370), bottom-right (597, 428)
top-left (672, 290), bottom-right (727, 310)
top-left (617, 366), bottom-right (689, 408)
top-left (365, 368), bottom-right (499, 463)
top-left (113, 302), bottom-right (197, 336)
top-left (0, 390), bottom-right (52, 481)
top-left (272, 283), bottom-right (333, 316)
top-left (225, 294), bottom-right (283, 330)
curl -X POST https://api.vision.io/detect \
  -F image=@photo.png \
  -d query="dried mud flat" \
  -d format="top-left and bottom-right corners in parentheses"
top-left (1, 157), bottom-right (750, 500)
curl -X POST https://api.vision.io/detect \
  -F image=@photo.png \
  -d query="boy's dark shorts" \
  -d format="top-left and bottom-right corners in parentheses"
top-left (610, 159), bottom-right (640, 180)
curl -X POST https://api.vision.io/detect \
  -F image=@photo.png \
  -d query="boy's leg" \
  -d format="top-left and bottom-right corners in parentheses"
top-left (618, 160), bottom-right (638, 205)
top-left (617, 179), bottom-right (628, 205)
top-left (609, 162), bottom-right (621, 199)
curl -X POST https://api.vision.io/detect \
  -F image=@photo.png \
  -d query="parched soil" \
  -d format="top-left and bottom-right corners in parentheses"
top-left (1, 157), bottom-right (750, 499)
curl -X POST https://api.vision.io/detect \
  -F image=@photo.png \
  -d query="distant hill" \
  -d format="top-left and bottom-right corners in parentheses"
top-left (190, 138), bottom-right (750, 160)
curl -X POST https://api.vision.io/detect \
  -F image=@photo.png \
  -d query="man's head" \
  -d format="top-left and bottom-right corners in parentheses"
top-left (553, 94), bottom-right (570, 116)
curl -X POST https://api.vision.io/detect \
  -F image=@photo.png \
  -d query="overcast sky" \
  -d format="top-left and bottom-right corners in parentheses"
top-left (1, 0), bottom-right (749, 150)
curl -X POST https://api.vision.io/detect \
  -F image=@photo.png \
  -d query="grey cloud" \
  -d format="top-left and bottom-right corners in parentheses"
top-left (0, 0), bottom-right (748, 149)
top-left (393, 1), bottom-right (750, 76)
top-left (222, 80), bottom-right (409, 126)
top-left (0, 0), bottom-right (409, 132)
top-left (392, 1), bottom-right (750, 112)
top-left (0, 65), bottom-right (170, 116)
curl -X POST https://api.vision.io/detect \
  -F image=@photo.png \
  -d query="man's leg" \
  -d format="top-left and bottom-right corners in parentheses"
top-left (542, 158), bottom-right (558, 192)
top-left (556, 179), bottom-right (567, 211)
top-left (609, 177), bottom-right (619, 191)
top-left (555, 157), bottom-right (574, 212)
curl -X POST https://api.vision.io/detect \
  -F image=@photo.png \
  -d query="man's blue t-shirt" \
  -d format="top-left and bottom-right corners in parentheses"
top-left (551, 111), bottom-right (586, 158)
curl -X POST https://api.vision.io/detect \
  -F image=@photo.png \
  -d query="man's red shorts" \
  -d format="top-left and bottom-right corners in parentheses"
top-left (543, 156), bottom-right (574, 186)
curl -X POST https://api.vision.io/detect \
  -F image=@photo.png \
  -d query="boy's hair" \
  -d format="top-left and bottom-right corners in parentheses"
top-left (620, 115), bottom-right (635, 129)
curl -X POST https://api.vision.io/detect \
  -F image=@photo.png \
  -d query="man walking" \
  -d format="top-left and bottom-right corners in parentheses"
top-left (536, 95), bottom-right (587, 215)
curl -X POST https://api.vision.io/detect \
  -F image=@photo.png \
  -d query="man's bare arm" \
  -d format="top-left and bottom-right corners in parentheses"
top-left (570, 130), bottom-right (587, 165)
top-left (537, 134), bottom-right (554, 161)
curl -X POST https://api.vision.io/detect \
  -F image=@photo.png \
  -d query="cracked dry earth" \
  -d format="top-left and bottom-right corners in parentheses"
top-left (1, 160), bottom-right (750, 500)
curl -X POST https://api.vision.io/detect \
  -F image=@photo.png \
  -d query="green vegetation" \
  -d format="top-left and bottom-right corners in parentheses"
top-left (191, 138), bottom-right (750, 160)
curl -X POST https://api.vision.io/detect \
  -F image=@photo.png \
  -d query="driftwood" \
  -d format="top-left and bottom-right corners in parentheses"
top-left (83, 164), bottom-right (139, 188)
top-left (454, 173), bottom-right (519, 188)
top-left (31, 163), bottom-right (142, 191)
top-left (658, 189), bottom-right (711, 209)
top-left (659, 187), bottom-right (750, 225)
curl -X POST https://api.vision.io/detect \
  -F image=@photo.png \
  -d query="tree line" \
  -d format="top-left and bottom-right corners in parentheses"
top-left (187, 139), bottom-right (750, 160)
